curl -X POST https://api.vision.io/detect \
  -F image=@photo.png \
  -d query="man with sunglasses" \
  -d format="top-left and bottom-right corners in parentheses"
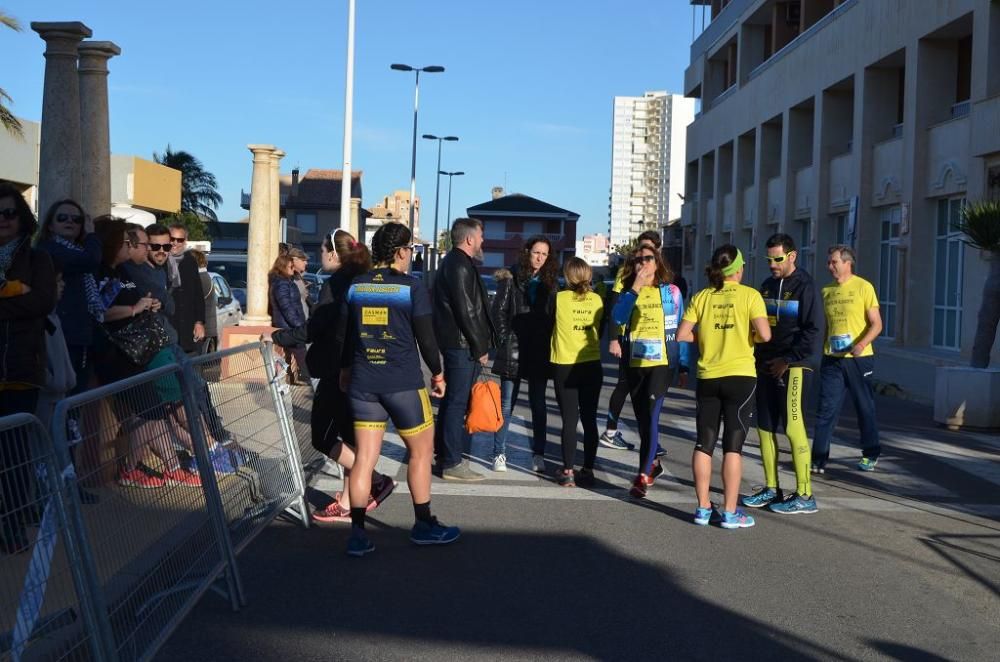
top-left (743, 233), bottom-right (821, 515)
top-left (120, 224), bottom-right (178, 345)
top-left (163, 224), bottom-right (206, 355)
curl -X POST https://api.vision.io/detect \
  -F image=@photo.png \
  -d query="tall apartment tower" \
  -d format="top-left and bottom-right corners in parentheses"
top-left (608, 91), bottom-right (696, 247)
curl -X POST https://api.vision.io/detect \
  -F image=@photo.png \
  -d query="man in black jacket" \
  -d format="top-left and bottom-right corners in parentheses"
top-left (432, 218), bottom-right (496, 481)
top-left (166, 224), bottom-right (205, 355)
top-left (743, 233), bottom-right (821, 515)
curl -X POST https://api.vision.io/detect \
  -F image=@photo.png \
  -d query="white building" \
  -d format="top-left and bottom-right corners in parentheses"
top-left (609, 91), bottom-right (696, 247)
top-left (576, 233), bottom-right (610, 267)
top-left (0, 116), bottom-right (40, 213)
top-left (681, 0), bottom-right (1000, 402)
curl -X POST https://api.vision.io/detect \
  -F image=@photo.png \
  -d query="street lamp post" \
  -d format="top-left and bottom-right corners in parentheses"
top-left (441, 170), bottom-right (465, 249)
top-left (422, 133), bottom-right (458, 270)
top-left (390, 63), bottom-right (444, 237)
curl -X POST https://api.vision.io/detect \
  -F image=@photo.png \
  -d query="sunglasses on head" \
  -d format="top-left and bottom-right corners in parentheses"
top-left (0, 208), bottom-right (17, 220)
top-left (56, 213), bottom-right (84, 224)
top-left (632, 255), bottom-right (656, 265)
top-left (148, 243), bottom-right (170, 252)
top-left (765, 252), bottom-right (794, 264)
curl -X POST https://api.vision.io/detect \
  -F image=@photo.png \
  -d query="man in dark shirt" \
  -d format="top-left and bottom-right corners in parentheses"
top-left (166, 223), bottom-right (205, 355)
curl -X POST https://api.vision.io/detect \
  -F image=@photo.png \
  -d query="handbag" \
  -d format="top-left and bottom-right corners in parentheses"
top-left (465, 376), bottom-right (504, 434)
top-left (105, 311), bottom-right (172, 367)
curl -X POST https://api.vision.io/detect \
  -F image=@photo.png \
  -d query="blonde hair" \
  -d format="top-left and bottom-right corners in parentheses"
top-left (563, 257), bottom-right (593, 296)
top-left (189, 248), bottom-right (207, 268)
top-left (269, 254), bottom-right (294, 278)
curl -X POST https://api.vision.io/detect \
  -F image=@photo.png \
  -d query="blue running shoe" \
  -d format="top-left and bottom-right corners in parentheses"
top-left (769, 494), bottom-right (818, 515)
top-left (346, 529), bottom-right (375, 557)
top-left (720, 509), bottom-right (756, 529)
top-left (741, 487), bottom-right (782, 509)
top-left (693, 504), bottom-right (719, 526)
top-left (857, 457), bottom-right (878, 472)
top-left (410, 517), bottom-right (461, 546)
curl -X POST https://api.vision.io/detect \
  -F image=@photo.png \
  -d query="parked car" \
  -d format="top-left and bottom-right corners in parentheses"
top-left (480, 274), bottom-right (498, 304)
top-left (301, 271), bottom-right (330, 307)
top-left (207, 271), bottom-right (243, 352)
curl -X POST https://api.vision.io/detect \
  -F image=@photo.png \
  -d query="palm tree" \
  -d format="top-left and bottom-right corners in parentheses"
top-left (153, 144), bottom-right (223, 222)
top-left (1, 10), bottom-right (24, 138)
top-left (955, 200), bottom-right (1000, 368)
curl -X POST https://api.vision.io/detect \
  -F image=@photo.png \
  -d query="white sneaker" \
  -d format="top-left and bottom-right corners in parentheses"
top-left (492, 454), bottom-right (507, 472)
top-left (531, 454), bottom-right (546, 473)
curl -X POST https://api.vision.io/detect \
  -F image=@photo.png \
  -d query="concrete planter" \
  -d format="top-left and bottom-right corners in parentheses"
top-left (933, 366), bottom-right (1000, 430)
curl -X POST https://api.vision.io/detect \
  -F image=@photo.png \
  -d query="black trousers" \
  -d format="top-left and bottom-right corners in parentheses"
top-left (695, 376), bottom-right (757, 455)
top-left (311, 376), bottom-right (354, 456)
top-left (552, 361), bottom-right (602, 471)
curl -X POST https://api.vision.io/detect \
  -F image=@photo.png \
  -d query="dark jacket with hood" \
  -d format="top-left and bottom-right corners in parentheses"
top-left (755, 268), bottom-right (821, 370)
top-left (269, 273), bottom-right (306, 331)
top-left (490, 266), bottom-right (555, 380)
top-left (1, 239), bottom-right (56, 387)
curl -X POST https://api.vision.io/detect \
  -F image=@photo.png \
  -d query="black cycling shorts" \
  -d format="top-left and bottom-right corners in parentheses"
top-left (350, 388), bottom-right (434, 437)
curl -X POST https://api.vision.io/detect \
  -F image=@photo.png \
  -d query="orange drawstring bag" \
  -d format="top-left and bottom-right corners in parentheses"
top-left (465, 377), bottom-right (504, 434)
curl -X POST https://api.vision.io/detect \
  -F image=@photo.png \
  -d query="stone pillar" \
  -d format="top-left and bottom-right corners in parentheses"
top-left (269, 149), bottom-right (284, 266)
top-left (241, 145), bottom-right (275, 326)
top-left (350, 197), bottom-right (362, 239)
top-left (78, 41), bottom-right (121, 219)
top-left (31, 22), bottom-right (92, 219)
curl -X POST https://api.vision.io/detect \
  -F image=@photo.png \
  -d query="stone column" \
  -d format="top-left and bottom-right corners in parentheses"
top-left (350, 197), bottom-right (362, 239)
top-left (269, 149), bottom-right (284, 266)
top-left (78, 41), bottom-right (121, 219)
top-left (31, 22), bottom-right (92, 219)
top-left (241, 145), bottom-right (275, 326)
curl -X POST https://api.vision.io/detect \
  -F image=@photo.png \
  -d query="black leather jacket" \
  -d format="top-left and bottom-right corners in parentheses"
top-left (490, 267), bottom-right (554, 380)
top-left (433, 249), bottom-right (496, 359)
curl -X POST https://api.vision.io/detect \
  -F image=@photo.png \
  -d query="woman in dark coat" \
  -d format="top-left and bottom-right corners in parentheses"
top-left (489, 235), bottom-right (557, 473)
top-left (269, 254), bottom-right (309, 382)
top-left (0, 185), bottom-right (56, 553)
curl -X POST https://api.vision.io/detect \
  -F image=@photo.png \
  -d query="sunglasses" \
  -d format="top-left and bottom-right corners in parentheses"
top-left (765, 252), bottom-right (794, 264)
top-left (56, 213), bottom-right (84, 224)
top-left (169, 236), bottom-right (186, 243)
top-left (632, 255), bottom-right (656, 265)
top-left (0, 208), bottom-right (17, 220)
top-left (148, 243), bottom-right (170, 252)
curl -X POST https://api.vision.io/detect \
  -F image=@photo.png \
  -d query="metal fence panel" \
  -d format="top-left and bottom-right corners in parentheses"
top-left (0, 413), bottom-right (107, 662)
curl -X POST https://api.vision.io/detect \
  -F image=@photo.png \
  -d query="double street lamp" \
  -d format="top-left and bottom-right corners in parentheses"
top-left (390, 63), bottom-right (444, 236)
top-left (440, 170), bottom-right (465, 250)
top-left (422, 133), bottom-right (458, 269)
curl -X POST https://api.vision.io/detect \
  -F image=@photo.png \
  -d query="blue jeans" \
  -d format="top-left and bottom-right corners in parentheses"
top-left (434, 348), bottom-right (481, 470)
top-left (811, 355), bottom-right (880, 466)
top-left (493, 376), bottom-right (548, 458)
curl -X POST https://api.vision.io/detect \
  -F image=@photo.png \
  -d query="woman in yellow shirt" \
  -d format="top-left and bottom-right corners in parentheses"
top-left (550, 258), bottom-right (605, 487)
top-left (677, 245), bottom-right (771, 529)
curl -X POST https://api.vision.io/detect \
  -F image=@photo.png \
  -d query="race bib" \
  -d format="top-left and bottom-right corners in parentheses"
top-left (663, 312), bottom-right (679, 333)
top-left (631, 337), bottom-right (663, 361)
top-left (830, 333), bottom-right (853, 353)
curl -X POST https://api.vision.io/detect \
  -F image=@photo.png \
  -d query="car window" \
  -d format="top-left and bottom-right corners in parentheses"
top-left (212, 274), bottom-right (231, 299)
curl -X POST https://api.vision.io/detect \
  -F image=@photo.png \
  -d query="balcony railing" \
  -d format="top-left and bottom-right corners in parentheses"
top-left (951, 100), bottom-right (971, 119)
top-left (690, 0), bottom-right (753, 61)
top-left (747, 0), bottom-right (858, 83)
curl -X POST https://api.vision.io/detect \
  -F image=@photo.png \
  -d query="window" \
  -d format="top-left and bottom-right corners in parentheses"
top-left (296, 212), bottom-right (317, 234)
top-left (878, 206), bottom-right (901, 339)
top-left (834, 213), bottom-right (848, 245)
top-left (482, 252), bottom-right (505, 268)
top-left (796, 219), bottom-right (812, 275)
top-left (522, 221), bottom-right (543, 236)
top-left (483, 223), bottom-right (506, 240)
top-left (933, 198), bottom-right (965, 349)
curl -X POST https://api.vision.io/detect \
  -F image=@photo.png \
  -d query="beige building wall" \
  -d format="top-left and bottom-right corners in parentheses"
top-left (0, 117), bottom-right (41, 213)
top-left (682, 0), bottom-right (1000, 401)
top-left (110, 154), bottom-right (181, 213)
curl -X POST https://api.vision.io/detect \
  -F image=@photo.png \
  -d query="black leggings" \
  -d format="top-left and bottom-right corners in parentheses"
top-left (605, 348), bottom-right (630, 431)
top-left (311, 377), bottom-right (354, 456)
top-left (695, 376), bottom-right (757, 456)
top-left (552, 361), bottom-right (602, 471)
top-left (626, 365), bottom-right (673, 474)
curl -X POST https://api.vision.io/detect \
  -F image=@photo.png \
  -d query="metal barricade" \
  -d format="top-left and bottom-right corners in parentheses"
top-left (0, 413), bottom-right (107, 661)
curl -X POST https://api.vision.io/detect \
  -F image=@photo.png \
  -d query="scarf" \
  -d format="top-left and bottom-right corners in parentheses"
top-left (0, 236), bottom-right (25, 283)
top-left (51, 235), bottom-right (105, 322)
top-left (166, 253), bottom-right (183, 289)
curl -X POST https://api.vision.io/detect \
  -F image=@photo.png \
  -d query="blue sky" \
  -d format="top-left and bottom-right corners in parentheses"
top-left (3, 0), bottom-right (696, 237)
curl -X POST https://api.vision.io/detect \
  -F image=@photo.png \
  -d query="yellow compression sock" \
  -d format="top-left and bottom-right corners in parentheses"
top-left (786, 367), bottom-right (812, 497)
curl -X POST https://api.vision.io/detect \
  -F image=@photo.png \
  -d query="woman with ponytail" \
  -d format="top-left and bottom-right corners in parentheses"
top-left (271, 229), bottom-right (396, 522)
top-left (337, 222), bottom-right (458, 557)
top-left (677, 244), bottom-right (771, 529)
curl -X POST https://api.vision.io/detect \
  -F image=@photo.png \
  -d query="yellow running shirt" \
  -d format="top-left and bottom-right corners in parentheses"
top-left (621, 286), bottom-right (673, 368)
top-left (683, 281), bottom-right (768, 379)
top-left (550, 290), bottom-right (604, 365)
top-left (821, 275), bottom-right (879, 357)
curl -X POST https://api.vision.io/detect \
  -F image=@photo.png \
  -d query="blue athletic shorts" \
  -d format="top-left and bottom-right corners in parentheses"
top-left (350, 388), bottom-right (433, 436)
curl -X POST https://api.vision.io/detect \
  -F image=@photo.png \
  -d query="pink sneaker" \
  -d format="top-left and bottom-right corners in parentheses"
top-left (313, 501), bottom-right (351, 523)
top-left (119, 468), bottom-right (165, 489)
top-left (163, 468), bottom-right (202, 488)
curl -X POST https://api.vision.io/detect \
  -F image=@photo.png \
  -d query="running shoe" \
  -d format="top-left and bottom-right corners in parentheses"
top-left (768, 494), bottom-right (818, 515)
top-left (558, 469), bottom-right (576, 487)
top-left (857, 457), bottom-right (878, 472)
top-left (346, 529), bottom-right (375, 557)
top-left (693, 504), bottom-right (719, 526)
top-left (599, 430), bottom-right (632, 450)
top-left (163, 468), bottom-right (202, 488)
top-left (649, 460), bottom-right (664, 483)
top-left (629, 473), bottom-right (652, 499)
top-left (209, 446), bottom-right (237, 474)
top-left (720, 509), bottom-right (756, 529)
top-left (313, 501), bottom-right (351, 523)
top-left (810, 464), bottom-right (826, 476)
top-left (118, 468), bottom-right (165, 489)
top-left (410, 517), bottom-right (461, 546)
top-left (531, 454), bottom-right (546, 473)
top-left (492, 454), bottom-right (508, 472)
top-left (575, 467), bottom-right (596, 488)
top-left (370, 473), bottom-right (397, 509)
top-left (741, 487), bottom-right (783, 509)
